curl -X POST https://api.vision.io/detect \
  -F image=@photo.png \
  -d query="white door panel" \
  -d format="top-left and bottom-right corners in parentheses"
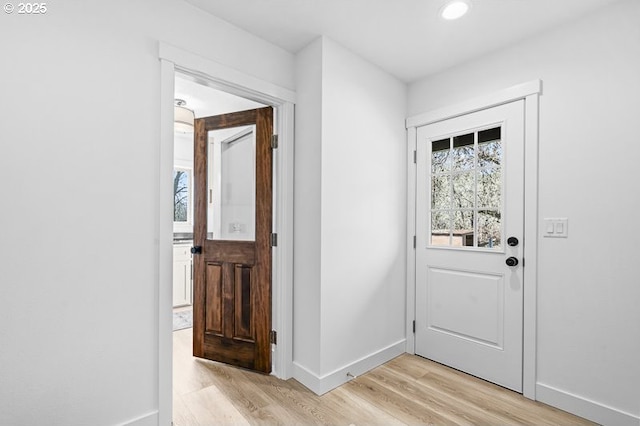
top-left (415, 100), bottom-right (524, 392)
top-left (427, 267), bottom-right (504, 347)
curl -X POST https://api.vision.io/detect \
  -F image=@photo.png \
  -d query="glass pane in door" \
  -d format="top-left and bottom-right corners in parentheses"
top-left (452, 132), bottom-right (474, 171)
top-left (207, 125), bottom-right (256, 241)
top-left (478, 210), bottom-right (502, 248)
top-left (428, 125), bottom-right (503, 250)
top-left (477, 167), bottom-right (501, 209)
top-left (431, 211), bottom-right (451, 246)
top-left (431, 175), bottom-right (451, 209)
top-left (452, 172), bottom-right (474, 208)
top-left (431, 138), bottom-right (450, 173)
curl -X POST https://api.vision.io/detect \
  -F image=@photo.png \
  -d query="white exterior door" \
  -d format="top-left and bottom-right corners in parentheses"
top-left (415, 100), bottom-right (525, 392)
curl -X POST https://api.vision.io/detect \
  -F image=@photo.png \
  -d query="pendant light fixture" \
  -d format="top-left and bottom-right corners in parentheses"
top-left (174, 99), bottom-right (195, 133)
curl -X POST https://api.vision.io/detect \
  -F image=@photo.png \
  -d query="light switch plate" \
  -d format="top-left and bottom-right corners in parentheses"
top-left (543, 218), bottom-right (568, 238)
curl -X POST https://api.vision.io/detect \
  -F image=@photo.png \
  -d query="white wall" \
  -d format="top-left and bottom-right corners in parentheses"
top-left (320, 38), bottom-right (407, 374)
top-left (293, 36), bottom-right (324, 376)
top-left (408, 0), bottom-right (640, 423)
top-left (0, 1), bottom-right (293, 425)
top-left (293, 37), bottom-right (407, 393)
top-left (174, 133), bottom-right (194, 167)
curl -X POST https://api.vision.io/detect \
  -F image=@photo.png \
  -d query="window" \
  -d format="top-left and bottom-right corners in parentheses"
top-left (430, 126), bottom-right (502, 249)
top-left (173, 167), bottom-right (192, 230)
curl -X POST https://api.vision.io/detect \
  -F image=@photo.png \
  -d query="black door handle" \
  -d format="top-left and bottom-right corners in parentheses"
top-left (507, 237), bottom-right (519, 247)
top-left (506, 257), bottom-right (519, 267)
top-left (190, 246), bottom-right (202, 255)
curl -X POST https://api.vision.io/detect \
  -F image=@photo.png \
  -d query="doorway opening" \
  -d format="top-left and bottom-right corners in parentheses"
top-left (414, 100), bottom-right (525, 392)
top-left (158, 44), bottom-right (296, 425)
top-left (170, 72), bottom-right (267, 331)
top-left (405, 80), bottom-right (541, 400)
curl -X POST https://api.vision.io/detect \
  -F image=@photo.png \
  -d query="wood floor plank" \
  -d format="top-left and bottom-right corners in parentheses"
top-left (243, 372), bottom-right (347, 424)
top-left (172, 330), bottom-right (219, 396)
top-left (344, 374), bottom-right (461, 425)
top-left (380, 357), bottom-right (526, 424)
top-left (172, 390), bottom-right (199, 426)
top-left (194, 358), bottom-right (273, 415)
top-left (406, 356), bottom-right (595, 426)
top-left (173, 329), bottom-right (594, 425)
top-left (179, 385), bottom-right (250, 426)
top-left (365, 364), bottom-right (508, 425)
top-left (321, 385), bottom-right (408, 425)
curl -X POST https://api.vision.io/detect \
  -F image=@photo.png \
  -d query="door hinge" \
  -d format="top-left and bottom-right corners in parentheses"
top-left (413, 150), bottom-right (417, 164)
top-left (270, 330), bottom-right (277, 345)
top-left (271, 135), bottom-right (279, 149)
top-left (412, 320), bottom-right (416, 333)
top-left (270, 233), bottom-right (278, 247)
top-left (413, 235), bottom-right (416, 249)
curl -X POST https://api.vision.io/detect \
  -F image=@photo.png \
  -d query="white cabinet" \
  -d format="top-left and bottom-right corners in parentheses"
top-left (173, 244), bottom-right (192, 307)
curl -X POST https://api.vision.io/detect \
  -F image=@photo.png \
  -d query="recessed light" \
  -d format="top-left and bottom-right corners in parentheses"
top-left (440, 0), bottom-right (471, 20)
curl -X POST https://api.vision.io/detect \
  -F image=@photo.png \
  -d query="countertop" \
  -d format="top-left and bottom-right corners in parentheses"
top-left (173, 239), bottom-right (193, 245)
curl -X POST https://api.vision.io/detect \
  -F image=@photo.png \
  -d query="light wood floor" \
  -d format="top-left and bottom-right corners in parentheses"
top-left (173, 328), bottom-right (594, 425)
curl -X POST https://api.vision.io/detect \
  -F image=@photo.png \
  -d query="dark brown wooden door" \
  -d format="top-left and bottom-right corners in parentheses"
top-left (192, 107), bottom-right (273, 373)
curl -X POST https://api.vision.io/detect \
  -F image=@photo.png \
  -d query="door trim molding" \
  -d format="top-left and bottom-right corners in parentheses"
top-left (158, 42), bottom-right (295, 425)
top-left (159, 43), bottom-right (296, 104)
top-left (405, 80), bottom-right (541, 128)
top-left (405, 80), bottom-right (541, 400)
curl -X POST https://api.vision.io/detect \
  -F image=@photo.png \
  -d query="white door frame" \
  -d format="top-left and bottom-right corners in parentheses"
top-left (158, 43), bottom-right (296, 425)
top-left (405, 80), bottom-right (541, 399)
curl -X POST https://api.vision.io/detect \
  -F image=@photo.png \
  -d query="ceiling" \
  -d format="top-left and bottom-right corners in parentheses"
top-left (185, 0), bottom-right (622, 82)
top-left (175, 74), bottom-right (265, 118)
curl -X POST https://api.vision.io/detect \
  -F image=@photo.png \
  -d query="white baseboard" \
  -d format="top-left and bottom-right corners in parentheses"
top-left (118, 411), bottom-right (158, 426)
top-left (293, 339), bottom-right (406, 395)
top-left (292, 362), bottom-right (323, 394)
top-left (536, 383), bottom-right (639, 426)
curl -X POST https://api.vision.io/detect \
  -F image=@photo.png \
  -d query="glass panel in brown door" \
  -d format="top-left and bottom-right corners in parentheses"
top-left (192, 107), bottom-right (273, 373)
